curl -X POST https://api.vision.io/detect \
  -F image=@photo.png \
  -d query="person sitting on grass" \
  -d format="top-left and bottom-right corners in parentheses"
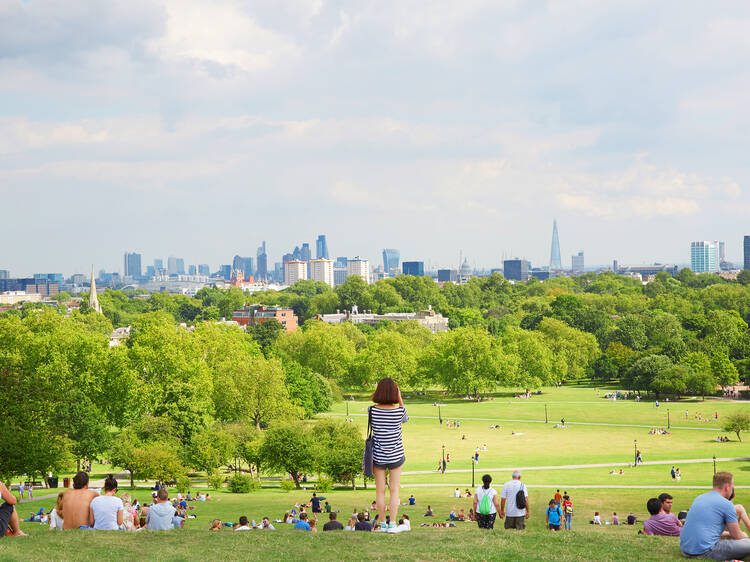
top-left (235, 516), bottom-right (251, 531)
top-left (387, 517), bottom-right (411, 533)
top-left (323, 512), bottom-right (343, 531)
top-left (449, 507), bottom-right (457, 521)
top-left (309, 519), bottom-right (318, 532)
top-left (294, 513), bottom-right (311, 531)
top-left (62, 471), bottom-right (98, 529)
top-left (0, 481), bottom-right (26, 538)
top-left (89, 475), bottom-right (124, 530)
top-left (424, 505), bottom-right (434, 517)
top-left (354, 512), bottom-right (372, 532)
top-left (408, 495), bottom-right (416, 505)
top-left (345, 516), bottom-right (357, 531)
top-left (680, 471), bottom-right (750, 560)
top-left (627, 512), bottom-right (636, 525)
top-left (260, 517), bottom-right (275, 530)
top-left (209, 519), bottom-right (222, 531)
top-left (643, 497), bottom-right (680, 536)
top-left (146, 488), bottom-right (176, 531)
top-left (49, 493), bottom-right (64, 531)
top-left (592, 512), bottom-right (602, 525)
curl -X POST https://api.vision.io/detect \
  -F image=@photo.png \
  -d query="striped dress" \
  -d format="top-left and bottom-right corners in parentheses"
top-left (370, 405), bottom-right (409, 464)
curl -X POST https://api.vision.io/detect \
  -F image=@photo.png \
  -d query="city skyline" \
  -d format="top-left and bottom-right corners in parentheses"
top-left (3, 3), bottom-right (750, 274)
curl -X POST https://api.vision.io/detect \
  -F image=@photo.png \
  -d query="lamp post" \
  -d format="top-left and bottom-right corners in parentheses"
top-left (438, 405), bottom-right (443, 425)
top-left (442, 444), bottom-right (446, 474)
top-left (545, 403), bottom-right (548, 424)
top-left (713, 455), bottom-right (717, 475)
top-left (634, 440), bottom-right (638, 466)
top-left (471, 456), bottom-right (475, 488)
top-left (667, 408), bottom-right (670, 430)
top-left (346, 401), bottom-right (349, 418)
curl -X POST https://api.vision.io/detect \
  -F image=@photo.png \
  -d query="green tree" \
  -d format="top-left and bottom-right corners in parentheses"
top-left (283, 362), bottom-right (333, 418)
top-left (710, 353), bottom-right (739, 387)
top-left (737, 269), bottom-right (750, 286)
top-left (590, 355), bottom-right (618, 381)
top-left (247, 319), bottom-right (285, 354)
top-left (723, 412), bottom-right (750, 442)
top-left (260, 423), bottom-right (316, 487)
top-left (501, 327), bottom-right (555, 391)
top-left (186, 423), bottom-right (237, 474)
top-left (537, 317), bottom-right (599, 381)
top-left (622, 354), bottom-right (673, 395)
top-left (351, 330), bottom-right (420, 388)
top-left (275, 321), bottom-right (357, 383)
top-left (313, 418), bottom-right (364, 488)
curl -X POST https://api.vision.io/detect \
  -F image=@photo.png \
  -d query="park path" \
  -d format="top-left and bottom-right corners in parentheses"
top-left (326, 412), bottom-right (722, 432)
top-left (400, 483), bottom-right (750, 489)
top-left (401, 457), bottom-right (750, 476)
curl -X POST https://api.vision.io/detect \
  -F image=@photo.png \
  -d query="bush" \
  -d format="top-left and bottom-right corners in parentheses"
top-left (227, 474), bottom-right (261, 493)
top-left (175, 475), bottom-right (191, 493)
top-left (208, 471), bottom-right (225, 491)
top-left (315, 476), bottom-right (333, 492)
top-left (279, 479), bottom-right (296, 492)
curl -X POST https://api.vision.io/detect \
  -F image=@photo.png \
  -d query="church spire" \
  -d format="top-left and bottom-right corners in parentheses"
top-left (89, 266), bottom-right (102, 314)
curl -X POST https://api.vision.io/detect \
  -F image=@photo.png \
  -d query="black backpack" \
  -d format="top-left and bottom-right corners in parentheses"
top-left (515, 486), bottom-right (526, 510)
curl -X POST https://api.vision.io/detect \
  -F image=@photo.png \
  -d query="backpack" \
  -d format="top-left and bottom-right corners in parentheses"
top-left (478, 488), bottom-right (492, 516)
top-left (515, 486), bottom-right (526, 510)
top-left (564, 502), bottom-right (573, 514)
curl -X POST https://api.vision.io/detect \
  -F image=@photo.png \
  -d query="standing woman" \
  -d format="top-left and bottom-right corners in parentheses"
top-left (370, 378), bottom-right (408, 528)
top-left (474, 474), bottom-right (501, 529)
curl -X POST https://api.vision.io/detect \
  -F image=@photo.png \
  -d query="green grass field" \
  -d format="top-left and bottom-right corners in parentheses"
top-left (2, 386), bottom-right (748, 561)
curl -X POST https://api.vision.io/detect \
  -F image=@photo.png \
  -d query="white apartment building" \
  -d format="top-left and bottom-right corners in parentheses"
top-left (284, 260), bottom-right (308, 285)
top-left (346, 257), bottom-right (370, 284)
top-left (310, 258), bottom-right (334, 287)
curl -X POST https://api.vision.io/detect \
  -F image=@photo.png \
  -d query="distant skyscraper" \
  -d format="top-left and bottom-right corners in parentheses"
top-left (273, 262), bottom-right (283, 282)
top-left (310, 259), bottom-right (334, 287)
top-left (437, 269), bottom-right (458, 283)
top-left (690, 241), bottom-right (719, 273)
top-left (504, 259), bottom-right (530, 281)
top-left (402, 261), bottom-right (425, 276)
top-left (219, 265), bottom-right (232, 280)
top-left (188, 264), bottom-right (197, 276)
top-left (613, 259), bottom-right (619, 273)
top-left (346, 257), bottom-right (370, 284)
top-left (256, 241), bottom-right (268, 281)
top-left (167, 256), bottom-right (178, 275)
top-left (0, 270), bottom-right (8, 279)
top-left (232, 255), bottom-right (254, 279)
top-left (284, 260), bottom-right (307, 285)
top-left (176, 258), bottom-right (185, 275)
top-left (316, 235), bottom-right (330, 260)
top-left (572, 251), bottom-right (584, 274)
top-left (124, 252), bottom-right (142, 279)
top-left (382, 249), bottom-right (400, 275)
top-left (145, 265), bottom-right (155, 278)
top-left (154, 258), bottom-right (164, 272)
top-left (198, 264), bottom-right (210, 276)
top-left (300, 243), bottom-right (311, 262)
top-left (745, 236), bottom-right (750, 270)
top-left (550, 219), bottom-right (562, 272)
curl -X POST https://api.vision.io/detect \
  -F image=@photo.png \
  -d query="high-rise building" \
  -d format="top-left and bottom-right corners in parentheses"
top-left (232, 255), bottom-right (254, 279)
top-left (256, 241), bottom-right (268, 281)
top-left (719, 241), bottom-right (726, 261)
top-left (198, 264), bottom-right (210, 276)
top-left (316, 235), bottom-right (329, 260)
top-left (154, 258), bottom-right (164, 270)
top-left (572, 251), bottom-right (584, 274)
top-left (310, 259), bottom-right (334, 287)
top-left (167, 256), bottom-right (178, 275)
top-left (613, 259), bottom-right (619, 273)
top-left (382, 249), bottom-right (400, 276)
top-left (0, 270), bottom-right (8, 279)
top-left (284, 260), bottom-right (307, 285)
top-left (273, 262), bottom-right (283, 282)
top-left (549, 219), bottom-right (562, 272)
top-left (34, 273), bottom-right (64, 285)
top-left (690, 241), bottom-right (719, 273)
top-left (346, 257), bottom-right (370, 284)
top-left (745, 236), bottom-right (750, 270)
top-left (176, 258), bottom-right (185, 275)
top-left (145, 265), bottom-right (155, 278)
top-left (124, 252), bottom-right (142, 279)
top-left (219, 265), bottom-right (232, 280)
top-left (188, 265), bottom-right (197, 276)
top-left (402, 261), bottom-right (425, 276)
top-left (503, 259), bottom-right (530, 281)
top-left (300, 243), bottom-right (311, 262)
top-left (334, 257), bottom-right (348, 286)
top-left (437, 269), bottom-right (458, 283)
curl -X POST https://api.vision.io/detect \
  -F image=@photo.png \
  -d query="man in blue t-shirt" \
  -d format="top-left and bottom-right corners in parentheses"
top-left (310, 493), bottom-right (326, 514)
top-left (546, 499), bottom-right (563, 531)
top-left (680, 471), bottom-right (750, 560)
top-left (294, 513), bottom-right (311, 531)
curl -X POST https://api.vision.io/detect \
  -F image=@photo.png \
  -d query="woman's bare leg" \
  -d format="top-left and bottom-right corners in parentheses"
top-left (736, 504), bottom-right (750, 532)
top-left (388, 466), bottom-right (403, 523)
top-left (374, 467), bottom-right (387, 523)
top-left (9, 507), bottom-right (27, 536)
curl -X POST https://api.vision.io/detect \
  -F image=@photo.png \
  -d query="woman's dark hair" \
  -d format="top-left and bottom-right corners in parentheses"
top-left (482, 474), bottom-right (492, 489)
top-left (371, 378), bottom-right (399, 404)
top-left (103, 474), bottom-right (118, 492)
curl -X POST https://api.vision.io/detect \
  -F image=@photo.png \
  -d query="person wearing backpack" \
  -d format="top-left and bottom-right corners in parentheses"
top-left (562, 494), bottom-right (573, 530)
top-left (500, 470), bottom-right (529, 530)
top-left (473, 474), bottom-right (501, 529)
top-left (546, 499), bottom-right (563, 531)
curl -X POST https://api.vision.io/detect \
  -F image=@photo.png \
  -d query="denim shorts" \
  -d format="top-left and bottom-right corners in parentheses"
top-left (373, 456), bottom-right (405, 470)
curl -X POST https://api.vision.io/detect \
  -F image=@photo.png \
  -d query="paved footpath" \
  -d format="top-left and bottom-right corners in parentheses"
top-left (401, 457), bottom-right (750, 476)
top-left (401, 483), bottom-right (750, 489)
top-left (326, 412), bottom-right (723, 432)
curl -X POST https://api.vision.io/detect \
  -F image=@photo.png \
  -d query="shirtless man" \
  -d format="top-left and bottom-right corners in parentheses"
top-left (0, 481), bottom-right (27, 537)
top-left (62, 472), bottom-right (98, 529)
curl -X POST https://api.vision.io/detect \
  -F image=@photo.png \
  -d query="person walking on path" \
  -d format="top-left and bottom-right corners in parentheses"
top-left (473, 474), bottom-right (500, 530)
top-left (370, 378), bottom-right (408, 529)
top-left (500, 470), bottom-right (529, 530)
top-left (562, 495), bottom-right (573, 530)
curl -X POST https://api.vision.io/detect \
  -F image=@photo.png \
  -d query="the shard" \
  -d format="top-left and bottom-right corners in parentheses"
top-left (549, 219), bottom-right (562, 271)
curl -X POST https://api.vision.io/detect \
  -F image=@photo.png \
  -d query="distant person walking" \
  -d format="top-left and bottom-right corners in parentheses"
top-left (474, 474), bottom-right (500, 530)
top-left (671, 466), bottom-right (676, 481)
top-left (500, 470), bottom-right (529, 530)
top-left (562, 495), bottom-right (573, 530)
top-left (370, 378), bottom-right (408, 529)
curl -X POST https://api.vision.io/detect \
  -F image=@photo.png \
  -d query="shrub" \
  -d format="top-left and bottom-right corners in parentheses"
top-left (175, 475), bottom-right (191, 493)
top-left (279, 479), bottom-right (296, 492)
top-left (227, 474), bottom-right (261, 493)
top-left (315, 476), bottom-right (333, 492)
top-left (208, 471), bottom-right (225, 491)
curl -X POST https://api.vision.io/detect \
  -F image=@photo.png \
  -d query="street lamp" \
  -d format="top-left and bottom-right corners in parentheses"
top-left (634, 440), bottom-right (638, 466)
top-left (545, 404), bottom-right (548, 424)
top-left (713, 455), bottom-right (717, 475)
top-left (346, 401), bottom-right (349, 417)
top-left (667, 408), bottom-right (670, 430)
top-left (471, 455), bottom-right (475, 488)
top-left (438, 405), bottom-right (443, 425)
top-left (442, 444), bottom-right (446, 474)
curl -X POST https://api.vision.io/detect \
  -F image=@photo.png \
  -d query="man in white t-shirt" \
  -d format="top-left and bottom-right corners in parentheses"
top-left (89, 475), bottom-right (124, 530)
top-left (500, 470), bottom-right (529, 530)
top-left (454, 488), bottom-right (461, 498)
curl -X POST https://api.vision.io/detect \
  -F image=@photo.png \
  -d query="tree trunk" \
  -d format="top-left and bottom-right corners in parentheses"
top-left (77, 459), bottom-right (81, 472)
top-left (292, 472), bottom-right (301, 488)
top-left (737, 431), bottom-right (742, 442)
top-left (130, 470), bottom-right (135, 489)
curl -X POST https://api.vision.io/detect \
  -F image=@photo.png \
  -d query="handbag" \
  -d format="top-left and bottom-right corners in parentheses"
top-left (362, 406), bottom-right (374, 478)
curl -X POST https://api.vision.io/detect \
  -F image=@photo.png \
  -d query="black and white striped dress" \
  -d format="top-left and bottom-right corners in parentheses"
top-left (370, 406), bottom-right (408, 465)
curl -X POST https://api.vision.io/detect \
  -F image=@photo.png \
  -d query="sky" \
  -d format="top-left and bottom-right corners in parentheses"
top-left (2, 0), bottom-right (750, 276)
